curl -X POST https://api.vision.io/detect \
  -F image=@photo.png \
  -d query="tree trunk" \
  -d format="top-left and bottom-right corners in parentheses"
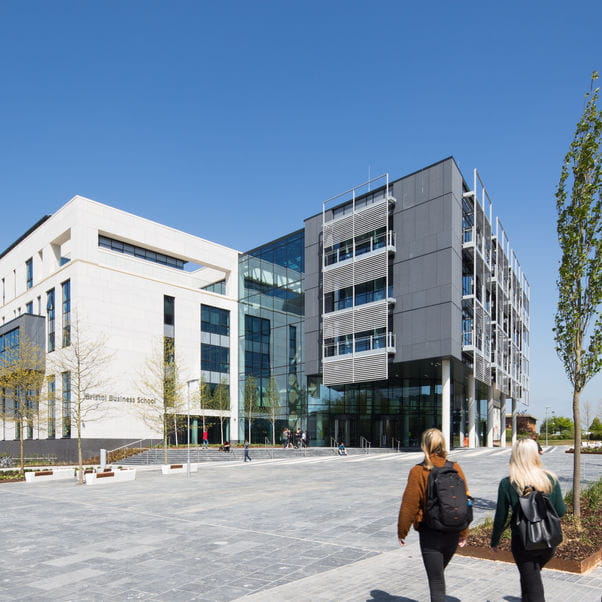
top-left (248, 417), bottom-right (252, 444)
top-left (220, 417), bottom-right (224, 444)
top-left (572, 387), bottom-right (582, 520)
top-left (272, 419), bottom-right (276, 446)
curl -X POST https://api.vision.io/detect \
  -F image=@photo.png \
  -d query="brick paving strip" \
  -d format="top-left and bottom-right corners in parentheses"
top-left (0, 446), bottom-right (599, 601)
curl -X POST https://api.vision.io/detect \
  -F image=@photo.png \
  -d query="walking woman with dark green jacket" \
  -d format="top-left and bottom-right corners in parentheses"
top-left (490, 438), bottom-right (566, 602)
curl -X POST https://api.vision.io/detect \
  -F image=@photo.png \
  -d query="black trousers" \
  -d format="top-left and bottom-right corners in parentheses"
top-left (511, 536), bottom-right (555, 602)
top-left (419, 526), bottom-right (460, 602)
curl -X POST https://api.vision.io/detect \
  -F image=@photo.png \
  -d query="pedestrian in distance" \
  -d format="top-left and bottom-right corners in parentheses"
top-left (490, 438), bottom-right (566, 602)
top-left (337, 441), bottom-right (348, 456)
top-left (397, 428), bottom-right (471, 602)
top-left (244, 440), bottom-right (252, 462)
top-left (202, 429), bottom-right (209, 448)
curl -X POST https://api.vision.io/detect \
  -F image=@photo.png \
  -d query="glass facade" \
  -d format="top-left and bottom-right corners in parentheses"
top-left (201, 304), bottom-right (230, 381)
top-left (238, 230), bottom-right (305, 442)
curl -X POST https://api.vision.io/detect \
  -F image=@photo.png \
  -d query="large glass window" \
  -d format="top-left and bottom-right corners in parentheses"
top-left (0, 327), bottom-right (19, 364)
top-left (25, 258), bottom-right (33, 289)
top-left (244, 315), bottom-right (270, 379)
top-left (62, 280), bottom-right (71, 347)
top-left (47, 376), bottom-right (56, 439)
top-left (61, 371), bottom-right (71, 438)
top-left (201, 305), bottom-right (230, 336)
top-left (201, 344), bottom-right (230, 373)
top-left (47, 289), bottom-right (55, 352)
top-left (99, 234), bottom-right (187, 270)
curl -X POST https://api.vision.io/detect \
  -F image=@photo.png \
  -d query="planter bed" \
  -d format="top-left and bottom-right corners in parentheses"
top-left (24, 468), bottom-right (75, 483)
top-left (85, 467), bottom-right (136, 485)
top-left (161, 463), bottom-right (198, 474)
top-left (456, 544), bottom-right (602, 574)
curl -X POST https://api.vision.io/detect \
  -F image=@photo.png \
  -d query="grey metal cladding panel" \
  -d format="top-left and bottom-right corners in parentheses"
top-left (394, 159), bottom-right (453, 210)
top-left (305, 242), bottom-right (321, 278)
top-left (304, 288), bottom-right (320, 320)
top-left (304, 214), bottom-right (322, 246)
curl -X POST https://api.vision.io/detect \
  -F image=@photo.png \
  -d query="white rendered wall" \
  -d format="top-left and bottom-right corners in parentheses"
top-left (1, 196), bottom-right (240, 442)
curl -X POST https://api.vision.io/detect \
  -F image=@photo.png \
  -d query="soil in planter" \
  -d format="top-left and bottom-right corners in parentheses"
top-left (466, 478), bottom-right (602, 563)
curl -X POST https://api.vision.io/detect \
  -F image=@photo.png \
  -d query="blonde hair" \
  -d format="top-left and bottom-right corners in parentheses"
top-left (508, 438), bottom-right (556, 494)
top-left (421, 428), bottom-right (447, 469)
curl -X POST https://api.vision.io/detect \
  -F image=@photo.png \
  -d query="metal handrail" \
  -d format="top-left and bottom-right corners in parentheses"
top-left (360, 436), bottom-right (371, 453)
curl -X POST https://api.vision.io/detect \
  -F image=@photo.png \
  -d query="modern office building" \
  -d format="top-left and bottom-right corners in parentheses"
top-left (0, 196), bottom-right (240, 460)
top-left (303, 157), bottom-right (529, 448)
top-left (0, 157), bottom-right (529, 459)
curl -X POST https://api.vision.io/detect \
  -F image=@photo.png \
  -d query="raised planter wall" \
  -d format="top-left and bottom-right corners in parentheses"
top-left (161, 463), bottom-right (199, 475)
top-left (25, 468), bottom-right (75, 483)
top-left (85, 468), bottom-right (136, 485)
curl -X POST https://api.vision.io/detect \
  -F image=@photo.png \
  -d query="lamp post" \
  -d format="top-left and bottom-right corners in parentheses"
top-left (186, 379), bottom-right (199, 479)
top-left (545, 406), bottom-right (550, 447)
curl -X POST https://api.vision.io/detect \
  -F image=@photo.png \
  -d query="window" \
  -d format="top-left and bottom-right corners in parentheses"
top-left (47, 376), bottom-right (56, 438)
top-left (62, 280), bottom-right (71, 346)
top-left (164, 295), bottom-right (175, 339)
top-left (244, 315), bottom-right (270, 380)
top-left (201, 305), bottom-right (230, 336)
top-left (25, 258), bottom-right (33, 289)
top-left (202, 280), bottom-right (226, 295)
top-left (99, 234), bottom-right (187, 270)
top-left (61, 371), bottom-right (71, 438)
top-left (201, 344), bottom-right (230, 373)
top-left (25, 301), bottom-right (33, 314)
top-left (0, 327), bottom-right (19, 364)
top-left (46, 289), bottom-right (55, 352)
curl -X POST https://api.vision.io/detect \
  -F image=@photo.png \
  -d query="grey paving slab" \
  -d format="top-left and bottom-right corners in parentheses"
top-left (0, 446), bottom-right (599, 601)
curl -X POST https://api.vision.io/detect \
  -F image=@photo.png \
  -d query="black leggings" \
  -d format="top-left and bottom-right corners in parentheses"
top-left (419, 526), bottom-right (460, 602)
top-left (511, 536), bottom-right (555, 602)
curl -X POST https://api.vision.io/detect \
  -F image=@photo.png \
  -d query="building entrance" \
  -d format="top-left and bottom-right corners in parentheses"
top-left (333, 415), bottom-right (358, 447)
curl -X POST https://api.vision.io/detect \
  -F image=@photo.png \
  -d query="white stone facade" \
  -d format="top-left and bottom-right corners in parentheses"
top-left (0, 196), bottom-right (240, 445)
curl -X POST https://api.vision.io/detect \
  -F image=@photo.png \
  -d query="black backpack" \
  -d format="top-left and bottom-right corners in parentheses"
top-left (424, 461), bottom-right (473, 532)
top-left (514, 488), bottom-right (563, 551)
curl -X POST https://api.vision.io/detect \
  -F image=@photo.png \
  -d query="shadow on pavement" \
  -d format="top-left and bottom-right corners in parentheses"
top-left (367, 593), bottom-right (460, 602)
top-left (366, 591), bottom-right (418, 601)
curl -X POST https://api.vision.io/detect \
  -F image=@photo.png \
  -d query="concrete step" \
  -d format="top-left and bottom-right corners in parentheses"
top-left (117, 446), bottom-right (400, 465)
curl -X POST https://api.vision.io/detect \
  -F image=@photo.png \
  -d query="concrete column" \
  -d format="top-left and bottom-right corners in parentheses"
top-left (511, 398), bottom-right (517, 445)
top-left (459, 405), bottom-right (465, 447)
top-left (499, 397), bottom-right (506, 447)
top-left (467, 374), bottom-right (476, 448)
top-left (487, 387), bottom-right (495, 447)
top-left (442, 359), bottom-right (451, 449)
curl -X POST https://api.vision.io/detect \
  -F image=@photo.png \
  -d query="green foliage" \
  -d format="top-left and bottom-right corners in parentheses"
top-left (554, 70), bottom-right (602, 392)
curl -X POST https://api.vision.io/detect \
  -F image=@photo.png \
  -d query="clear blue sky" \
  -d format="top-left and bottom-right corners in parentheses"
top-left (1, 1), bottom-right (600, 427)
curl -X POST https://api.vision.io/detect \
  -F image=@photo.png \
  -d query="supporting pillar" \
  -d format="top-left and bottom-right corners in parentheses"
top-left (511, 398), bottom-right (517, 445)
top-left (468, 374), bottom-right (476, 448)
top-left (499, 397), bottom-right (506, 447)
top-left (442, 359), bottom-right (451, 449)
top-left (487, 387), bottom-right (495, 447)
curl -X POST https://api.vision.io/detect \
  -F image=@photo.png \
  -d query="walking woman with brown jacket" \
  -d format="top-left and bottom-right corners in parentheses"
top-left (397, 428), bottom-right (470, 602)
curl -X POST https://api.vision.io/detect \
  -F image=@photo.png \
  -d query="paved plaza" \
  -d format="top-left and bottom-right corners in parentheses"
top-left (1, 446), bottom-right (600, 601)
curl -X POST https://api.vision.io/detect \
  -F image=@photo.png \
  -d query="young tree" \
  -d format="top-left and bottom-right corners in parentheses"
top-left (554, 71), bottom-right (602, 519)
top-left (48, 315), bottom-right (113, 483)
top-left (0, 335), bottom-right (46, 474)
top-left (263, 376), bottom-right (281, 445)
top-left (211, 378), bottom-right (230, 444)
top-left (196, 375), bottom-right (211, 433)
top-left (244, 375), bottom-right (258, 443)
top-left (136, 337), bottom-right (187, 464)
